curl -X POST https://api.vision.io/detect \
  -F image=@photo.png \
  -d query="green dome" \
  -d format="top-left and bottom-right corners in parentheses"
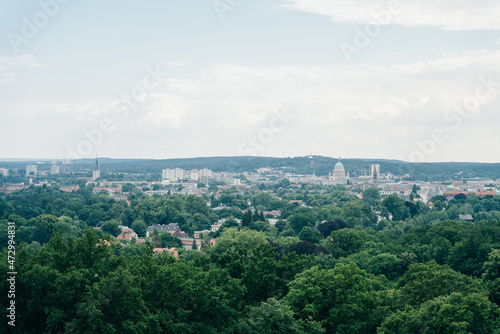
top-left (334, 162), bottom-right (344, 170)
top-left (447, 185), bottom-right (456, 190)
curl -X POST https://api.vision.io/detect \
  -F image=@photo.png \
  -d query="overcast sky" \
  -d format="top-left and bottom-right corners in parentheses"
top-left (1, 0), bottom-right (500, 162)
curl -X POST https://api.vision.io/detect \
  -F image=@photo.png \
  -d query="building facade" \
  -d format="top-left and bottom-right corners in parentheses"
top-left (50, 165), bottom-right (60, 175)
top-left (26, 165), bottom-right (37, 177)
top-left (0, 168), bottom-right (9, 177)
top-left (162, 168), bottom-right (184, 182)
top-left (326, 160), bottom-right (349, 185)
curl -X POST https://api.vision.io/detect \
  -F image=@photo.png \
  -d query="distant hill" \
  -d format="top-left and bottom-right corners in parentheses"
top-left (1, 156), bottom-right (499, 181)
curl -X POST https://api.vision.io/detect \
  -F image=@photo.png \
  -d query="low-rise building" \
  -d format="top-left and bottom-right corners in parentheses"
top-left (263, 210), bottom-right (282, 217)
top-left (60, 185), bottom-right (80, 192)
top-left (180, 238), bottom-right (203, 251)
top-left (146, 223), bottom-right (180, 238)
top-left (194, 230), bottom-right (211, 238)
top-left (458, 214), bottom-right (474, 222)
top-left (445, 190), bottom-right (496, 199)
top-left (153, 247), bottom-right (179, 259)
top-left (211, 222), bottom-right (224, 232)
top-left (117, 228), bottom-right (138, 241)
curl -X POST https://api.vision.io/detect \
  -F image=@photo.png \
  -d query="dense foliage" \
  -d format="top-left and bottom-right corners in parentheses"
top-left (2, 184), bottom-right (500, 333)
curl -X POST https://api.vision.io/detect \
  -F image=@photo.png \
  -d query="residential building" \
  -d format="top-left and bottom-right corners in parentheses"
top-left (26, 165), bottom-right (37, 177)
top-left (0, 168), bottom-right (8, 176)
top-left (111, 194), bottom-right (128, 201)
top-left (199, 168), bottom-right (214, 179)
top-left (145, 190), bottom-right (170, 196)
top-left (145, 223), bottom-right (188, 239)
top-left (50, 165), bottom-right (60, 175)
top-left (180, 238), bottom-right (203, 251)
top-left (0, 184), bottom-right (26, 194)
top-left (268, 219), bottom-right (279, 226)
top-left (162, 168), bottom-right (184, 181)
top-left (194, 230), bottom-right (211, 238)
top-left (263, 210), bottom-right (282, 218)
top-left (171, 229), bottom-right (189, 239)
top-left (117, 228), bottom-right (138, 241)
top-left (211, 222), bottom-right (224, 232)
top-left (146, 223), bottom-right (180, 237)
top-left (458, 214), bottom-right (474, 222)
top-left (153, 248), bottom-right (179, 259)
top-left (445, 190), bottom-right (496, 199)
top-left (60, 185), bottom-right (80, 192)
top-left (189, 170), bottom-right (199, 181)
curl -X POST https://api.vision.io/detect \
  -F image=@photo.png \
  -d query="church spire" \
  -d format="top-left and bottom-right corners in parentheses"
top-left (92, 156), bottom-right (101, 181)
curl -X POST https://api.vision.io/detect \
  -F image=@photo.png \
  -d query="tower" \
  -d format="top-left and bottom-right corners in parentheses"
top-left (92, 156), bottom-right (101, 181)
top-left (370, 164), bottom-right (380, 187)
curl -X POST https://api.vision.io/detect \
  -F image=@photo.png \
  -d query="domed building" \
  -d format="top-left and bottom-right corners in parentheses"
top-left (327, 159), bottom-right (349, 185)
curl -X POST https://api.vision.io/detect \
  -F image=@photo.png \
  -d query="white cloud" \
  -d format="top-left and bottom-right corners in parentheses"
top-left (0, 54), bottom-right (45, 67)
top-left (280, 0), bottom-right (500, 30)
top-left (0, 69), bottom-right (16, 84)
top-left (0, 54), bottom-right (45, 84)
top-left (166, 61), bottom-right (194, 67)
top-left (2, 50), bottom-right (500, 161)
top-left (121, 50), bottom-right (500, 160)
top-left (373, 97), bottom-right (410, 118)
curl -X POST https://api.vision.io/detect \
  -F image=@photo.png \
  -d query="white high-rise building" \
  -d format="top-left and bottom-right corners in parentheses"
top-left (50, 165), bottom-right (60, 175)
top-left (190, 170), bottom-right (199, 181)
top-left (162, 168), bottom-right (184, 181)
top-left (26, 165), bottom-right (37, 177)
top-left (199, 168), bottom-right (214, 178)
top-left (0, 168), bottom-right (9, 176)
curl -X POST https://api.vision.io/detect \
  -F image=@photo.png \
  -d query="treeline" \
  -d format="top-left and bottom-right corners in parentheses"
top-left (2, 186), bottom-right (500, 332)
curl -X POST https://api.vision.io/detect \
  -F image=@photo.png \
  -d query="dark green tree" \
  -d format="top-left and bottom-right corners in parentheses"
top-left (379, 293), bottom-right (500, 334)
top-left (299, 226), bottom-right (321, 244)
top-left (131, 219), bottom-right (147, 238)
top-left (382, 194), bottom-right (410, 221)
top-left (362, 187), bottom-right (381, 207)
top-left (101, 219), bottom-right (121, 237)
top-left (238, 298), bottom-right (324, 334)
top-left (287, 212), bottom-right (315, 234)
top-left (242, 210), bottom-right (253, 229)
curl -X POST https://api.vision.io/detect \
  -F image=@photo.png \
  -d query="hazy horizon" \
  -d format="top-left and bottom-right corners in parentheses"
top-left (0, 155), bottom-right (499, 165)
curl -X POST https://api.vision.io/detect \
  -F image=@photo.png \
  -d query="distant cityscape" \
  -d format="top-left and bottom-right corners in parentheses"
top-left (1, 156), bottom-right (499, 204)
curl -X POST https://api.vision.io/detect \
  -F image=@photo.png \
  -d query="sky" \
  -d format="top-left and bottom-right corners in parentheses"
top-left (1, 0), bottom-right (500, 162)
